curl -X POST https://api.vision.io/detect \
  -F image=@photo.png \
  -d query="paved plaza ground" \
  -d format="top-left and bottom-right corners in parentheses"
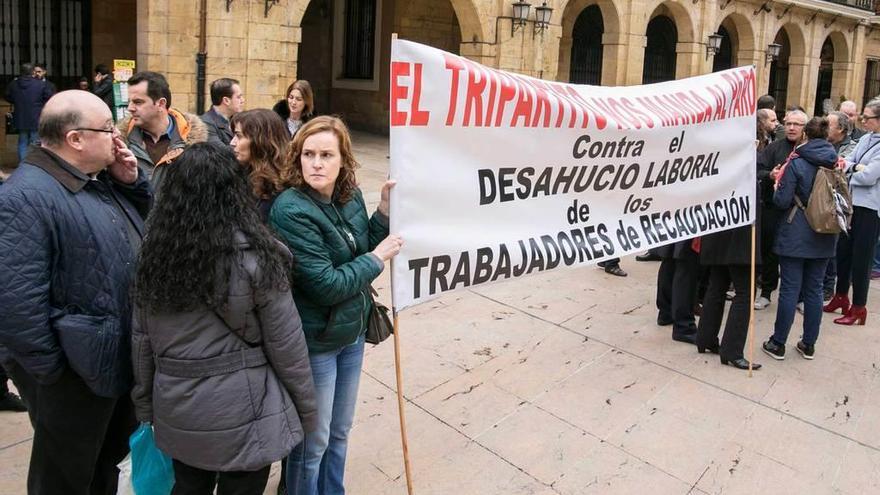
top-left (2, 132), bottom-right (880, 494)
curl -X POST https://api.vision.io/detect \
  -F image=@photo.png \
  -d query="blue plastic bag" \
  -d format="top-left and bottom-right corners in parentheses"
top-left (129, 423), bottom-right (174, 495)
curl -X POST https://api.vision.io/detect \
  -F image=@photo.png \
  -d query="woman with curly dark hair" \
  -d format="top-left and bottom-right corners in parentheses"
top-left (272, 80), bottom-right (315, 137)
top-left (132, 143), bottom-right (317, 495)
top-left (230, 108), bottom-right (289, 221)
top-left (269, 116), bottom-right (402, 495)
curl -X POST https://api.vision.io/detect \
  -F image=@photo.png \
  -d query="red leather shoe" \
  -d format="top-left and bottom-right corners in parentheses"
top-left (834, 305), bottom-right (867, 326)
top-left (823, 294), bottom-right (851, 314)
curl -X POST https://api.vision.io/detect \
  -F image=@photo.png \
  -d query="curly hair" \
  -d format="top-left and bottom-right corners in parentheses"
top-left (230, 109), bottom-right (288, 200)
top-left (281, 115), bottom-right (360, 204)
top-left (136, 143), bottom-right (291, 312)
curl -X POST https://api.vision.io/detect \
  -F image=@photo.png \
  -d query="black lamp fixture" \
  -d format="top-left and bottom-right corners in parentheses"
top-left (765, 42), bottom-right (781, 65)
top-left (511, 0), bottom-right (531, 36)
top-left (706, 32), bottom-right (723, 60)
top-left (534, 2), bottom-right (553, 36)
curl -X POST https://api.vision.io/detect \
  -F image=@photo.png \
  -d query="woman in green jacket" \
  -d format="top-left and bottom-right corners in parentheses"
top-left (269, 116), bottom-right (401, 495)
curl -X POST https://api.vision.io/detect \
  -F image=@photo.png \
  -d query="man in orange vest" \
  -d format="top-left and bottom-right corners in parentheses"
top-left (118, 71), bottom-right (208, 194)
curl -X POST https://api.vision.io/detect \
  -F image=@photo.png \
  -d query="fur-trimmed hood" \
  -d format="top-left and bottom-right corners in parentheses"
top-left (117, 108), bottom-right (209, 146)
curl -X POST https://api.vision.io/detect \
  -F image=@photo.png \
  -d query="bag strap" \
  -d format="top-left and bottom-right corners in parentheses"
top-left (853, 135), bottom-right (880, 165)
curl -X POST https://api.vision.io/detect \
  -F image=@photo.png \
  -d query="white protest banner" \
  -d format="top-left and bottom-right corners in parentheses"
top-left (389, 40), bottom-right (756, 311)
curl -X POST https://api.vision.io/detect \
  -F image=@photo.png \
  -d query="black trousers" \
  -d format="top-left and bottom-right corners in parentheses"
top-left (0, 364), bottom-right (9, 395)
top-left (760, 207), bottom-right (783, 297)
top-left (836, 206), bottom-right (880, 306)
top-left (656, 249), bottom-right (700, 335)
top-left (171, 460), bottom-right (270, 495)
top-left (696, 265), bottom-right (752, 361)
top-left (6, 361), bottom-right (136, 495)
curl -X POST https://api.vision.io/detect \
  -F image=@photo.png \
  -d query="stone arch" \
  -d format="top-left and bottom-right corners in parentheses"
top-left (641, 1), bottom-right (696, 43)
top-left (824, 31), bottom-right (854, 111)
top-left (557, 0), bottom-right (622, 84)
top-left (716, 12), bottom-right (757, 68)
top-left (641, 2), bottom-right (698, 79)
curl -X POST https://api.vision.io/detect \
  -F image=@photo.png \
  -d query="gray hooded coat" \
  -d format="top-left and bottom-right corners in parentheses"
top-left (131, 239), bottom-right (317, 471)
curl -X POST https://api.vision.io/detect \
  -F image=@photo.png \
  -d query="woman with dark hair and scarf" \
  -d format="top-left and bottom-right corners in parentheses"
top-left (273, 80), bottom-right (316, 138)
top-left (132, 143), bottom-right (317, 495)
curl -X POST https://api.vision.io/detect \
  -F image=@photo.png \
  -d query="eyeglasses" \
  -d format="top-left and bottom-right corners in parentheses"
top-left (783, 122), bottom-right (805, 127)
top-left (860, 115), bottom-right (879, 121)
top-left (71, 126), bottom-right (116, 134)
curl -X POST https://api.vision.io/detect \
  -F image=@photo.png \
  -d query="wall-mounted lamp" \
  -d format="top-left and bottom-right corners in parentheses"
top-left (705, 32), bottom-right (723, 60)
top-left (534, 2), bottom-right (553, 36)
top-left (511, 1), bottom-right (531, 36)
top-left (765, 42), bottom-right (781, 65)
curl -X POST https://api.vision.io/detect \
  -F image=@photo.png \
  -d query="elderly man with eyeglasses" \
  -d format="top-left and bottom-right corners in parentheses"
top-left (754, 109), bottom-right (809, 310)
top-left (0, 90), bottom-right (152, 495)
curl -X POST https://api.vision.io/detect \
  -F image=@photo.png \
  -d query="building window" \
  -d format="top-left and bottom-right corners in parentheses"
top-left (333, 0), bottom-right (382, 90)
top-left (864, 59), bottom-right (880, 105)
top-left (342, 0), bottom-right (375, 79)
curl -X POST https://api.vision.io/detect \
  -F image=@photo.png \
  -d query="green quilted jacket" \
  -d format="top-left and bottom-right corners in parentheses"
top-left (269, 187), bottom-right (388, 353)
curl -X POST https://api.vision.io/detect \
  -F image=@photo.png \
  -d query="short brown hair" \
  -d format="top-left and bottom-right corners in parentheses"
top-left (285, 80), bottom-right (315, 118)
top-left (229, 109), bottom-right (289, 200)
top-left (282, 116), bottom-right (359, 204)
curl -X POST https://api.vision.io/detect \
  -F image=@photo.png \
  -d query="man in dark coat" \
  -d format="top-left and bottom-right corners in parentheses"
top-left (0, 90), bottom-right (151, 495)
top-left (92, 63), bottom-right (115, 113)
top-left (655, 239), bottom-right (700, 344)
top-left (4, 62), bottom-right (53, 160)
top-left (754, 109), bottom-right (806, 310)
top-left (0, 174), bottom-right (27, 412)
top-left (201, 77), bottom-right (244, 145)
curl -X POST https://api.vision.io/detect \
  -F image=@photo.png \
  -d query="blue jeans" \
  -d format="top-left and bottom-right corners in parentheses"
top-left (287, 336), bottom-right (365, 495)
top-left (17, 130), bottom-right (38, 161)
top-left (773, 256), bottom-right (828, 346)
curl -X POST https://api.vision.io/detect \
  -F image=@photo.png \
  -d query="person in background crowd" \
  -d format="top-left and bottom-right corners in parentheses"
top-left (273, 80), bottom-right (315, 137)
top-left (754, 109), bottom-right (808, 310)
top-left (655, 239), bottom-right (700, 345)
top-left (92, 64), bottom-right (115, 112)
top-left (840, 100), bottom-right (866, 141)
top-left (757, 94), bottom-right (784, 140)
top-left (119, 71), bottom-right (208, 194)
top-left (230, 109), bottom-right (289, 221)
top-left (5, 62), bottom-right (54, 160)
top-left (695, 210), bottom-right (762, 370)
top-left (77, 76), bottom-right (90, 91)
top-left (757, 108), bottom-right (779, 150)
top-left (825, 98), bottom-right (880, 325)
top-left (815, 111), bottom-right (860, 302)
top-left (0, 173), bottom-right (27, 412)
top-left (763, 117), bottom-right (838, 361)
top-left (0, 90), bottom-right (150, 494)
top-left (269, 116), bottom-right (401, 495)
top-left (597, 257), bottom-right (627, 276)
top-left (132, 143), bottom-right (316, 495)
top-left (33, 62), bottom-right (56, 94)
top-left (201, 78), bottom-right (245, 146)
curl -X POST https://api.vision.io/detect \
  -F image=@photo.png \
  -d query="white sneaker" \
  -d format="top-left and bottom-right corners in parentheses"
top-left (754, 296), bottom-right (771, 310)
top-left (796, 302), bottom-right (804, 314)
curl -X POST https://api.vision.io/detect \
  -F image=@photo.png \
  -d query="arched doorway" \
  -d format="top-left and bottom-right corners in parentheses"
top-left (642, 15), bottom-right (677, 84)
top-left (569, 5), bottom-right (604, 84)
top-left (712, 25), bottom-right (734, 72)
top-left (814, 38), bottom-right (834, 116)
top-left (768, 29), bottom-right (791, 119)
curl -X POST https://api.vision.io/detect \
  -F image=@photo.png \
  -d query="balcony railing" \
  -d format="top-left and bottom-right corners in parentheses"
top-left (821, 0), bottom-right (875, 12)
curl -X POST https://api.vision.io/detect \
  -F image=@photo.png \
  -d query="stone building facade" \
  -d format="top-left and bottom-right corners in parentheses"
top-left (1, 0), bottom-right (879, 164)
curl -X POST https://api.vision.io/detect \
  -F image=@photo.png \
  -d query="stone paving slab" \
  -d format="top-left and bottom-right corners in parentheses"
top-left (3, 131), bottom-right (880, 494)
